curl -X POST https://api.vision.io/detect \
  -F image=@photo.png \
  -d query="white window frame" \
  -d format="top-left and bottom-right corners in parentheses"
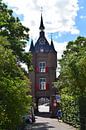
top-left (39, 78), bottom-right (46, 90)
top-left (39, 62), bottom-right (46, 72)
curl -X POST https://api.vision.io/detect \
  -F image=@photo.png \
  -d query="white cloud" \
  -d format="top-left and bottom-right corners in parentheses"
top-left (54, 41), bottom-right (67, 59)
top-left (3, 0), bottom-right (79, 39)
top-left (80, 15), bottom-right (86, 19)
top-left (20, 63), bottom-right (28, 72)
top-left (3, 0), bottom-right (78, 64)
top-left (80, 6), bottom-right (84, 9)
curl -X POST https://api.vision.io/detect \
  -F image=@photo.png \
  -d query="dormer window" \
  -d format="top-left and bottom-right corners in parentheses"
top-left (39, 62), bottom-right (46, 72)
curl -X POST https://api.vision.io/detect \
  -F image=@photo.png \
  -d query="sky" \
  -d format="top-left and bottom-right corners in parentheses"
top-left (3, 0), bottom-right (86, 60)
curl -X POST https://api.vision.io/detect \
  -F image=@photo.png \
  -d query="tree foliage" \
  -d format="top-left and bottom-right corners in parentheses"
top-left (0, 0), bottom-right (32, 68)
top-left (57, 36), bottom-right (86, 129)
top-left (0, 0), bottom-right (32, 129)
top-left (60, 36), bottom-right (86, 96)
top-left (0, 36), bottom-right (32, 129)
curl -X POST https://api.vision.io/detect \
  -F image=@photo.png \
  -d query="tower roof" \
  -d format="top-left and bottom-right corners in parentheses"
top-left (49, 36), bottom-right (57, 53)
top-left (29, 39), bottom-right (34, 52)
top-left (29, 14), bottom-right (57, 54)
top-left (39, 14), bottom-right (45, 31)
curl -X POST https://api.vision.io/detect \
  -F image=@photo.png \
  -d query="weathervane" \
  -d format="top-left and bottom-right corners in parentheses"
top-left (40, 6), bottom-right (43, 14)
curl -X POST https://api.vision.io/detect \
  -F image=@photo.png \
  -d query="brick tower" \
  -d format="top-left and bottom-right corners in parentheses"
top-left (29, 14), bottom-right (57, 112)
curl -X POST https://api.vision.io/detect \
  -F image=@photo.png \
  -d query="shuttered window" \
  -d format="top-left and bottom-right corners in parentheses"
top-left (39, 78), bottom-right (46, 90)
top-left (39, 62), bottom-right (46, 72)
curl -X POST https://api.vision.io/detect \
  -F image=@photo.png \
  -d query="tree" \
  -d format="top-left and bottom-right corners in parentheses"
top-left (0, 0), bottom-right (32, 69)
top-left (0, 36), bottom-right (32, 129)
top-left (0, 0), bottom-right (33, 129)
top-left (57, 36), bottom-right (86, 129)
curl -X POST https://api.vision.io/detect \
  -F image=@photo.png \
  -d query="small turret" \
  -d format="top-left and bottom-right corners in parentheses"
top-left (29, 39), bottom-right (34, 52)
top-left (50, 36), bottom-right (56, 52)
top-left (51, 38), bottom-right (54, 50)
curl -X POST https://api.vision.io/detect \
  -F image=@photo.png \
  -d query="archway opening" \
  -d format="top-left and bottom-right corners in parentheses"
top-left (38, 97), bottom-right (50, 113)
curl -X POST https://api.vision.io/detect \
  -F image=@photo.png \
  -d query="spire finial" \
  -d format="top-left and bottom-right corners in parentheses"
top-left (39, 7), bottom-right (45, 31)
top-left (41, 6), bottom-right (43, 14)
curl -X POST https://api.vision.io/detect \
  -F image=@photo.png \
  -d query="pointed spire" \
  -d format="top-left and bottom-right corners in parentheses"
top-left (29, 39), bottom-right (34, 52)
top-left (50, 34), bottom-right (56, 52)
top-left (39, 13), bottom-right (45, 31)
top-left (51, 34), bottom-right (54, 49)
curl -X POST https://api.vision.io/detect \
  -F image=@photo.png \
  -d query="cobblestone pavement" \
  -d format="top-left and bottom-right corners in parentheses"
top-left (32, 115), bottom-right (77, 130)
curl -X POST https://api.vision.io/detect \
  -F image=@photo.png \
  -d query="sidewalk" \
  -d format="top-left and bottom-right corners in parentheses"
top-left (31, 116), bottom-right (77, 130)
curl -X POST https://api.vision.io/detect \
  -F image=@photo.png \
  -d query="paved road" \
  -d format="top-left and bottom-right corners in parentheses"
top-left (32, 115), bottom-right (77, 130)
top-left (31, 105), bottom-right (77, 130)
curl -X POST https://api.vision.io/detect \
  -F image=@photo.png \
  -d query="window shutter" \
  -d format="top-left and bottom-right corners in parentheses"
top-left (46, 66), bottom-right (48, 72)
top-left (35, 84), bottom-right (39, 91)
top-left (46, 83), bottom-right (49, 90)
top-left (35, 66), bottom-right (39, 72)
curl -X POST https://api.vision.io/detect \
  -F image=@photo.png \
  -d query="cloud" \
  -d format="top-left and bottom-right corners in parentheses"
top-left (3, 0), bottom-right (78, 60)
top-left (80, 15), bottom-right (86, 19)
top-left (3, 0), bottom-right (80, 77)
top-left (3, 0), bottom-right (79, 39)
top-left (80, 6), bottom-right (84, 9)
top-left (54, 41), bottom-right (67, 59)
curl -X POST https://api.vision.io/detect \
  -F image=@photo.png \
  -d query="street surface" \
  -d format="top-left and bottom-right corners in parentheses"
top-left (32, 115), bottom-right (77, 130)
top-left (31, 104), bottom-right (77, 130)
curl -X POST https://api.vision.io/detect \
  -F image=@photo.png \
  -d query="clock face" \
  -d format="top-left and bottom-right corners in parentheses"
top-left (40, 48), bottom-right (44, 52)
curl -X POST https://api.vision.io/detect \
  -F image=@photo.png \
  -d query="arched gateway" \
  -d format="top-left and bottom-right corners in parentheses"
top-left (29, 14), bottom-right (57, 114)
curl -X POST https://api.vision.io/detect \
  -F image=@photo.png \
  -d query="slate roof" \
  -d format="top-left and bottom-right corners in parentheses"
top-left (29, 14), bottom-right (57, 53)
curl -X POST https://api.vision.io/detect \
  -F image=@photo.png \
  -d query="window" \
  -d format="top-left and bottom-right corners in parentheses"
top-left (39, 62), bottom-right (46, 72)
top-left (39, 78), bottom-right (46, 90)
